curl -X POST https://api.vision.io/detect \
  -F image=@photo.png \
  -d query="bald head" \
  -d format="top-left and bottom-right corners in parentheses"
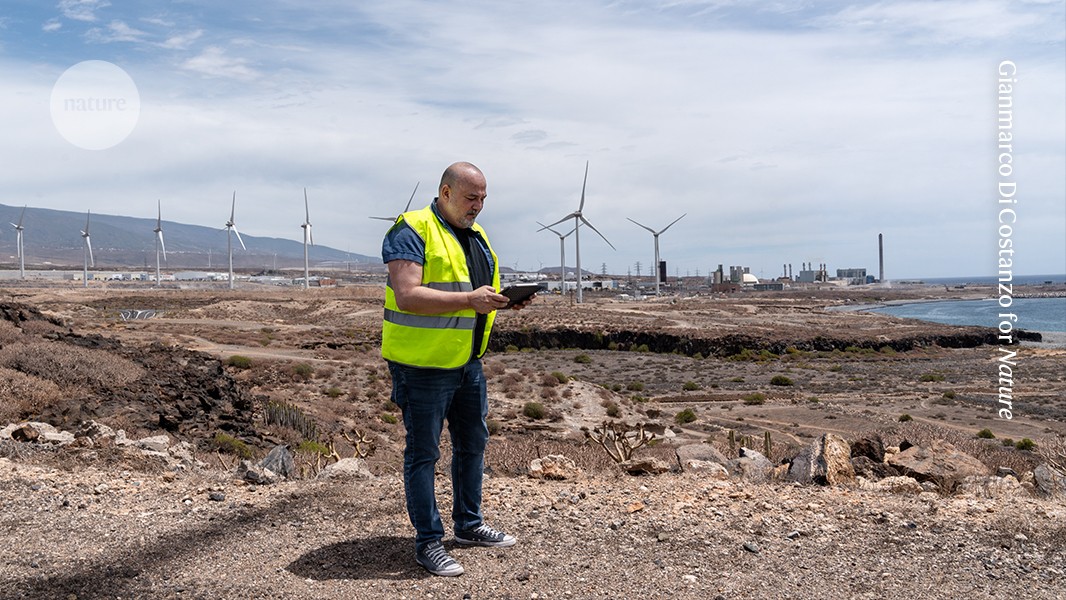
top-left (437, 162), bottom-right (487, 229)
top-left (439, 162), bottom-right (484, 194)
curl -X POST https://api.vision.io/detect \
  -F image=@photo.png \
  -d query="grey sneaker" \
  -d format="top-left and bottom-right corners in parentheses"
top-left (416, 540), bottom-right (464, 577)
top-left (454, 523), bottom-right (517, 548)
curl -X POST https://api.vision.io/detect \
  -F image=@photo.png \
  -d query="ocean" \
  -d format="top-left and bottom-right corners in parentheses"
top-left (893, 274), bottom-right (1065, 286)
top-left (867, 297), bottom-right (1066, 333)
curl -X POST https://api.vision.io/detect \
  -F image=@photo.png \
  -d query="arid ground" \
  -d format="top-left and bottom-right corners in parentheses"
top-left (1, 281), bottom-right (1064, 599)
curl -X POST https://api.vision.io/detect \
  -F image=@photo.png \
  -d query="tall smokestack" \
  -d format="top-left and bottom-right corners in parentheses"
top-left (878, 233), bottom-right (884, 283)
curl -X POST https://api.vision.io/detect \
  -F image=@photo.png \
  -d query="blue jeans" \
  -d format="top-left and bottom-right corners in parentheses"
top-left (388, 359), bottom-right (489, 551)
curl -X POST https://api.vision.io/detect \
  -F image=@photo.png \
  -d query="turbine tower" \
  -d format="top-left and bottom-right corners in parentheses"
top-left (10, 205), bottom-right (26, 279)
top-left (154, 200), bottom-right (166, 286)
top-left (626, 213), bottom-right (686, 296)
top-left (80, 210), bottom-right (94, 288)
top-left (301, 188), bottom-right (314, 289)
top-left (538, 162), bottom-right (614, 303)
top-left (225, 192), bottom-right (246, 290)
top-left (370, 182), bottom-right (420, 223)
top-left (536, 221), bottom-right (575, 296)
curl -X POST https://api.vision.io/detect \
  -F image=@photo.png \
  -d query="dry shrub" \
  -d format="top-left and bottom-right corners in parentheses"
top-left (0, 321), bottom-right (23, 346)
top-left (485, 434), bottom-right (622, 477)
top-left (0, 367), bottom-right (64, 422)
top-left (0, 341), bottom-right (144, 389)
top-left (15, 320), bottom-right (62, 337)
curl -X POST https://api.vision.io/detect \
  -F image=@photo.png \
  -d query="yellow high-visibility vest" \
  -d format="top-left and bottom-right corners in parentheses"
top-left (382, 206), bottom-right (500, 369)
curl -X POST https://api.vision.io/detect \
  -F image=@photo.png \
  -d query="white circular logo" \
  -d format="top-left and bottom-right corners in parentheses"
top-left (50, 60), bottom-right (140, 151)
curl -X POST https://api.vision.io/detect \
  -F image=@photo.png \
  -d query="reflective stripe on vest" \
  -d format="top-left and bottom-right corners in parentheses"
top-left (381, 206), bottom-right (500, 369)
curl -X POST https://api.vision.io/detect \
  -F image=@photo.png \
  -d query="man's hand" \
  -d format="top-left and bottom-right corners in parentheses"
top-left (468, 285), bottom-right (509, 314)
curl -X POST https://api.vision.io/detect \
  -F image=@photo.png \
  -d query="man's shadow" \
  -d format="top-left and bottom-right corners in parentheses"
top-left (287, 535), bottom-right (429, 580)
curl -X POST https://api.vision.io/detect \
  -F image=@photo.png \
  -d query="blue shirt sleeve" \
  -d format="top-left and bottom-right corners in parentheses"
top-left (382, 221), bottom-right (425, 264)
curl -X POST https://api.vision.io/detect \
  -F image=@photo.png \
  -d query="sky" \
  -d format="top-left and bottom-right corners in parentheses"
top-left (0, 0), bottom-right (1063, 280)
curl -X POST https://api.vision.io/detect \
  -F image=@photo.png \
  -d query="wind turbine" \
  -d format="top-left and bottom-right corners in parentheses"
top-left (536, 221), bottom-right (576, 296)
top-left (80, 210), bottom-right (94, 288)
top-left (153, 200), bottom-right (166, 286)
top-left (10, 206), bottom-right (26, 279)
top-left (369, 182), bottom-right (419, 223)
top-left (301, 188), bottom-right (314, 289)
top-left (225, 192), bottom-right (246, 290)
top-left (538, 162), bottom-right (614, 303)
top-left (627, 213), bottom-right (686, 296)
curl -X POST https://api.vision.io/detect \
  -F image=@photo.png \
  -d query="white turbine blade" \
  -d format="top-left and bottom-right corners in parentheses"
top-left (404, 181), bottom-right (420, 213)
top-left (157, 199), bottom-right (162, 227)
top-left (660, 213), bottom-right (687, 234)
top-left (9, 223), bottom-right (17, 229)
top-left (84, 210), bottom-right (91, 235)
top-left (627, 217), bottom-right (656, 235)
top-left (230, 191), bottom-right (237, 222)
top-left (232, 226), bottom-right (246, 251)
top-left (303, 189), bottom-right (314, 246)
top-left (578, 161), bottom-right (588, 212)
top-left (580, 216), bottom-right (615, 250)
top-left (538, 212), bottom-right (579, 231)
top-left (157, 230), bottom-right (167, 261)
top-left (86, 236), bottom-right (94, 267)
top-left (369, 216), bottom-right (398, 222)
top-left (536, 221), bottom-right (563, 236)
top-left (17, 205), bottom-right (26, 227)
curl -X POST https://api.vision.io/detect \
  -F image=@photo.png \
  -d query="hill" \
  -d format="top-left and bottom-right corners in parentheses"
top-left (0, 204), bottom-right (377, 270)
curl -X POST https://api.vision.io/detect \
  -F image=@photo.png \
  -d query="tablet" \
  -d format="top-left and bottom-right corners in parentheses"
top-left (500, 283), bottom-right (541, 307)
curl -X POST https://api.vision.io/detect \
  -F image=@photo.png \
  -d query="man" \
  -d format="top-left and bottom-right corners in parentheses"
top-left (381, 161), bottom-right (532, 577)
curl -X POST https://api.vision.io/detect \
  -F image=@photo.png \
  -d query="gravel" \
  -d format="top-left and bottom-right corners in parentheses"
top-left (2, 455), bottom-right (1064, 599)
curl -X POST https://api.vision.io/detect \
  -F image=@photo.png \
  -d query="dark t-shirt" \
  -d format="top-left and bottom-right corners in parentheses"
top-left (453, 226), bottom-right (492, 359)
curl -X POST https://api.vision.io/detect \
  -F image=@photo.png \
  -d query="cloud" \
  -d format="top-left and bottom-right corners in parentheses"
top-left (85, 20), bottom-right (148, 43)
top-left (42, 20), bottom-right (62, 33)
top-left (1, 1), bottom-right (1062, 278)
top-left (58, 0), bottom-right (111, 23)
top-left (160, 29), bottom-right (203, 50)
top-left (812, 1), bottom-right (1061, 44)
top-left (181, 46), bottom-right (261, 81)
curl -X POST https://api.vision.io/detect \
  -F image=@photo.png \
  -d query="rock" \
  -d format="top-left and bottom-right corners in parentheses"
top-left (78, 420), bottom-right (116, 440)
top-left (168, 442), bottom-right (205, 470)
top-left (41, 431), bottom-right (75, 445)
top-left (676, 443), bottom-right (729, 469)
top-left (1033, 463), bottom-right (1066, 498)
top-left (787, 434), bottom-right (855, 486)
top-left (236, 460), bottom-right (280, 485)
top-left (743, 542), bottom-right (760, 553)
top-left (11, 424), bottom-right (40, 442)
top-left (620, 457), bottom-right (671, 475)
top-left (318, 458), bottom-right (374, 480)
top-left (996, 466), bottom-right (1018, 478)
top-left (135, 435), bottom-right (171, 453)
top-left (529, 454), bottom-right (580, 480)
top-left (259, 445), bottom-right (294, 479)
top-left (851, 455), bottom-right (900, 480)
top-left (850, 437), bottom-right (885, 463)
top-left (858, 475), bottom-right (924, 494)
top-left (208, 491), bottom-right (226, 502)
top-left (956, 475), bottom-right (1023, 499)
top-left (886, 441), bottom-right (991, 489)
top-left (729, 447), bottom-right (773, 482)
top-left (683, 460), bottom-right (730, 479)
